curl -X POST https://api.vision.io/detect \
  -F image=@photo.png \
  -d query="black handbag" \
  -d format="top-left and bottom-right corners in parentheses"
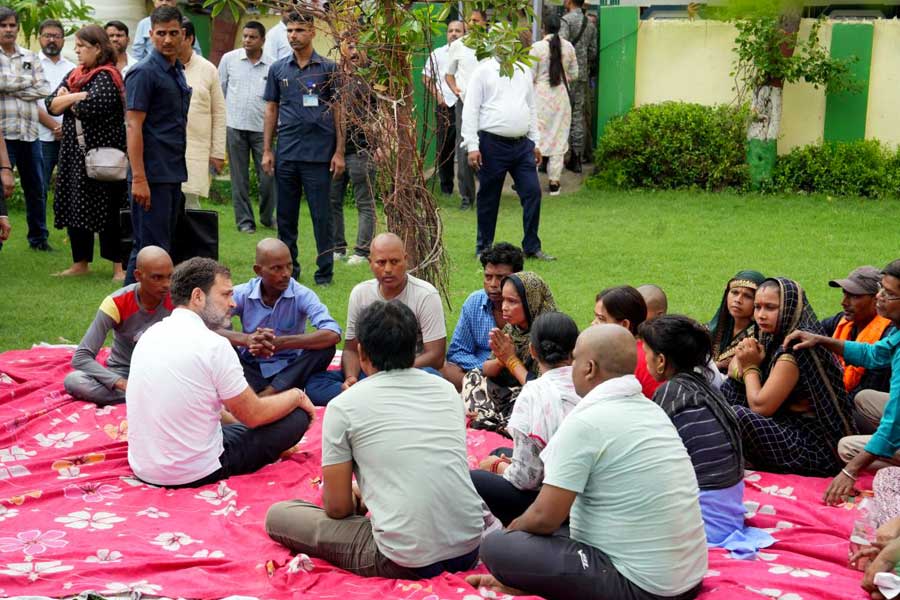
top-left (119, 195), bottom-right (219, 264)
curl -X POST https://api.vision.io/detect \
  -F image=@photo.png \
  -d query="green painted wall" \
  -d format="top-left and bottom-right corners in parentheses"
top-left (596, 6), bottom-right (639, 140)
top-left (411, 4), bottom-right (447, 170)
top-left (184, 11), bottom-right (211, 57)
top-left (823, 23), bottom-right (873, 143)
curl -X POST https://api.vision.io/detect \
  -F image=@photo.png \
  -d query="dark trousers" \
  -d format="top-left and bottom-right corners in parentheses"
top-left (481, 529), bottom-right (703, 600)
top-left (41, 140), bottom-right (60, 210)
top-left (475, 132), bottom-right (542, 255)
top-left (69, 226), bottom-right (121, 264)
top-left (124, 183), bottom-right (183, 284)
top-left (275, 159), bottom-right (334, 284)
top-left (170, 409), bottom-right (311, 488)
top-left (240, 346), bottom-right (336, 393)
top-left (454, 101), bottom-right (476, 205)
top-left (6, 139), bottom-right (47, 246)
top-left (227, 127), bottom-right (275, 229)
top-left (470, 469), bottom-right (538, 527)
top-left (436, 104), bottom-right (456, 194)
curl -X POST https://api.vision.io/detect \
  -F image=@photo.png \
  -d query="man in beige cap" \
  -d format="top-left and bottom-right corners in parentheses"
top-left (820, 265), bottom-right (895, 433)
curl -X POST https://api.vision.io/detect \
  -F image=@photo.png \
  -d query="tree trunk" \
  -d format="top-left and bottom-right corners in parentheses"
top-left (746, 9), bottom-right (801, 189)
top-left (209, 12), bottom-right (239, 66)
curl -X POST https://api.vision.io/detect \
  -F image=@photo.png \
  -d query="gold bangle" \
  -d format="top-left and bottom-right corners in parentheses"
top-left (506, 357), bottom-right (522, 372)
top-left (743, 366), bottom-right (762, 379)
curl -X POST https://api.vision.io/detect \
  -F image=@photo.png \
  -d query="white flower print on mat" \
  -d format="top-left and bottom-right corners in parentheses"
top-left (189, 549), bottom-right (225, 559)
top-left (758, 485), bottom-right (797, 500)
top-left (768, 565), bottom-right (829, 578)
top-left (150, 532), bottom-right (201, 551)
top-left (0, 529), bottom-right (67, 555)
top-left (35, 432), bottom-right (89, 449)
top-left (0, 506), bottom-right (19, 522)
top-left (101, 580), bottom-right (163, 595)
top-left (55, 510), bottom-right (126, 530)
top-left (195, 481), bottom-right (236, 506)
top-left (136, 506), bottom-right (169, 519)
top-left (744, 501), bottom-right (776, 519)
top-left (0, 464), bottom-right (30, 480)
top-left (286, 553), bottom-right (314, 573)
top-left (0, 445), bottom-right (35, 462)
top-left (63, 482), bottom-right (122, 503)
top-left (86, 549), bottom-right (123, 563)
top-left (0, 560), bottom-right (73, 582)
top-left (211, 500), bottom-right (250, 518)
top-left (764, 521), bottom-right (795, 535)
top-left (746, 587), bottom-right (802, 600)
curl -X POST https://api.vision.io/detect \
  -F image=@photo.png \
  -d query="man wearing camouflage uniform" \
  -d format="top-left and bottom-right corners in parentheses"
top-left (560, 0), bottom-right (597, 174)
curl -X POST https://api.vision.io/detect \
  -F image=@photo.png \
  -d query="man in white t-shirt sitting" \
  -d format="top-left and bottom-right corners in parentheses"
top-left (127, 257), bottom-right (316, 488)
top-left (266, 300), bottom-right (483, 578)
top-left (305, 232), bottom-right (447, 405)
top-left (468, 324), bottom-right (707, 600)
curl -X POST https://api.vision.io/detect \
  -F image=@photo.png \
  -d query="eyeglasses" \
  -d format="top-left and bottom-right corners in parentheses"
top-left (877, 284), bottom-right (900, 303)
top-left (41, 33), bottom-right (63, 40)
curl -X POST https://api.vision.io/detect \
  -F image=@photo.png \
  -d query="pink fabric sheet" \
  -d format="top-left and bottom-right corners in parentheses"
top-left (0, 347), bottom-right (873, 599)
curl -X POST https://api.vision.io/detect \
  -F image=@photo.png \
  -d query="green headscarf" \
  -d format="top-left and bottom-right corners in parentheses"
top-left (495, 271), bottom-right (557, 375)
top-left (709, 269), bottom-right (766, 356)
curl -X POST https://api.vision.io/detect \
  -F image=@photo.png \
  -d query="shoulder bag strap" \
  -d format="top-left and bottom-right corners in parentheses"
top-left (570, 11), bottom-right (589, 47)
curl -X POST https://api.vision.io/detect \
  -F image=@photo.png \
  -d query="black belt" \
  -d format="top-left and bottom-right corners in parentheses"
top-left (479, 130), bottom-right (527, 144)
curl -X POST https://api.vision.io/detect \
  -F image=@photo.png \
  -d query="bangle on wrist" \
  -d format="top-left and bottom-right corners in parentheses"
top-left (0, 166), bottom-right (12, 171)
top-left (841, 468), bottom-right (857, 481)
top-left (743, 366), bottom-right (762, 379)
top-left (506, 357), bottom-right (522, 372)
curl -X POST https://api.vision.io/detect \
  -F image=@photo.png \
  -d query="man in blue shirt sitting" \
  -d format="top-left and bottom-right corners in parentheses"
top-left (219, 238), bottom-right (341, 397)
top-left (123, 5), bottom-right (192, 284)
top-left (442, 243), bottom-right (524, 390)
top-left (261, 11), bottom-right (345, 286)
top-left (786, 258), bottom-right (900, 504)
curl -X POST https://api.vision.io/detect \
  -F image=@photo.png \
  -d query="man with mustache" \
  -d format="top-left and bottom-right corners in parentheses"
top-left (218, 238), bottom-right (341, 398)
top-left (37, 19), bottom-right (74, 215)
top-left (127, 256), bottom-right (315, 488)
top-left (123, 5), bottom-right (192, 285)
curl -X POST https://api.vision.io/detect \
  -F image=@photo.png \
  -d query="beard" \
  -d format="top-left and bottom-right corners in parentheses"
top-left (42, 44), bottom-right (61, 57)
top-left (198, 303), bottom-right (230, 330)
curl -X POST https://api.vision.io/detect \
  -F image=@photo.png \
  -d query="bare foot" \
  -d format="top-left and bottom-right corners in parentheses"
top-left (465, 574), bottom-right (525, 596)
top-left (112, 262), bottom-right (125, 282)
top-left (280, 444), bottom-right (299, 460)
top-left (53, 264), bottom-right (89, 277)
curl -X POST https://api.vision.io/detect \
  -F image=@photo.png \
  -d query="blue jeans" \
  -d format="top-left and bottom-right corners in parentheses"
top-left (475, 132), bottom-right (542, 255)
top-left (41, 140), bottom-right (60, 212)
top-left (305, 366), bottom-right (442, 406)
top-left (5, 139), bottom-right (47, 246)
top-left (124, 183), bottom-right (183, 284)
top-left (275, 159), bottom-right (334, 284)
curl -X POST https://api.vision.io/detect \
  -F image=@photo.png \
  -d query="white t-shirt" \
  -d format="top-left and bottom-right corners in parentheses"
top-left (345, 275), bottom-right (446, 353)
top-left (126, 308), bottom-right (248, 485)
top-left (38, 54), bottom-right (76, 142)
top-left (445, 36), bottom-right (479, 101)
top-left (541, 375), bottom-right (708, 597)
top-left (322, 368), bottom-right (483, 567)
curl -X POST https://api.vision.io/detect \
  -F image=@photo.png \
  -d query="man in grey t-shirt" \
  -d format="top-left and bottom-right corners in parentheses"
top-left (266, 300), bottom-right (483, 578)
top-left (64, 247), bottom-right (174, 405)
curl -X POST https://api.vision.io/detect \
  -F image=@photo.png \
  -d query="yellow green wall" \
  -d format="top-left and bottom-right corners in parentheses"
top-left (632, 17), bottom-right (900, 153)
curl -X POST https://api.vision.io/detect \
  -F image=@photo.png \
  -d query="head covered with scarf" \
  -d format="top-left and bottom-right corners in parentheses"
top-left (494, 271), bottom-right (557, 375)
top-left (757, 277), bottom-right (856, 447)
top-left (709, 270), bottom-right (766, 359)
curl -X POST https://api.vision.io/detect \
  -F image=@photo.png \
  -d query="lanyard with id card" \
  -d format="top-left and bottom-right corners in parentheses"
top-left (300, 77), bottom-right (320, 108)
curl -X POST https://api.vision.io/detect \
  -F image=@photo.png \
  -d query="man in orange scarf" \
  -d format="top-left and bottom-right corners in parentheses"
top-left (821, 266), bottom-right (895, 434)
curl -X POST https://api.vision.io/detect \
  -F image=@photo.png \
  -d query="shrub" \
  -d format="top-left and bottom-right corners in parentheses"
top-left (772, 140), bottom-right (900, 198)
top-left (592, 102), bottom-right (750, 191)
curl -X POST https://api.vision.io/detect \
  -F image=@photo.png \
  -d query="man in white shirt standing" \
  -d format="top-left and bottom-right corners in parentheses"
top-left (36, 19), bottom-right (74, 216)
top-left (105, 21), bottom-right (139, 74)
top-left (423, 20), bottom-right (464, 197)
top-left (127, 257), bottom-right (316, 488)
top-left (444, 9), bottom-right (485, 210)
top-left (462, 55), bottom-right (554, 262)
top-left (219, 21), bottom-right (275, 233)
top-left (263, 12), bottom-right (291, 62)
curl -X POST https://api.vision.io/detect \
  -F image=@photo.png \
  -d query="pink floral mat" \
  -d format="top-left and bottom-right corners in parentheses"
top-left (0, 347), bottom-right (871, 599)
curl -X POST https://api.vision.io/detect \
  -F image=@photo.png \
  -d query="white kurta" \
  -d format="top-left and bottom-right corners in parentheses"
top-left (183, 54), bottom-right (226, 198)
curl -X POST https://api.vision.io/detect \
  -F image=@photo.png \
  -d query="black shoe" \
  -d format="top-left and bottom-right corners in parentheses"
top-left (566, 155), bottom-right (582, 174)
top-left (30, 241), bottom-right (54, 252)
top-left (538, 156), bottom-right (548, 174)
top-left (549, 182), bottom-right (561, 196)
top-left (526, 250), bottom-right (556, 262)
top-left (315, 279), bottom-right (333, 287)
top-left (260, 220), bottom-right (275, 229)
top-left (460, 199), bottom-right (473, 210)
top-left (441, 186), bottom-right (454, 195)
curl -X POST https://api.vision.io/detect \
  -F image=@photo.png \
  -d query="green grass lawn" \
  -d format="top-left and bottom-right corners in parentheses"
top-left (0, 186), bottom-right (897, 352)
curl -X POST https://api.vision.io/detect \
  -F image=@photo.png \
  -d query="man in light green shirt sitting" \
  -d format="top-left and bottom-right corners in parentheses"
top-left (468, 324), bottom-right (708, 600)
